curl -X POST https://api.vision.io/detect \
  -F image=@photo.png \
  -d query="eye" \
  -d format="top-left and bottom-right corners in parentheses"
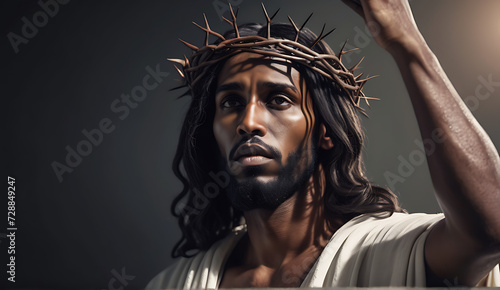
top-left (268, 95), bottom-right (292, 108)
top-left (220, 95), bottom-right (244, 109)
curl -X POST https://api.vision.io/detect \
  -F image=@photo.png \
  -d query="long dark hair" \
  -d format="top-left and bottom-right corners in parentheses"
top-left (170, 23), bottom-right (403, 258)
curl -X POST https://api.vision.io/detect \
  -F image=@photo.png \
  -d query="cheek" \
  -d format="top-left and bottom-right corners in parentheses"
top-left (275, 109), bottom-right (311, 148)
top-left (213, 115), bottom-right (235, 158)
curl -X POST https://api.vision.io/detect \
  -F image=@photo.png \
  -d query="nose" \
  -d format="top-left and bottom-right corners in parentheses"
top-left (237, 100), bottom-right (267, 137)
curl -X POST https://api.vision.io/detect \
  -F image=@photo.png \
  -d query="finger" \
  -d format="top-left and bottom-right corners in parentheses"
top-left (341, 0), bottom-right (365, 19)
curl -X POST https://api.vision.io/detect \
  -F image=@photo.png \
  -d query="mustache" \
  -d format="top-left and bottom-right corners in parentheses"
top-left (229, 137), bottom-right (282, 162)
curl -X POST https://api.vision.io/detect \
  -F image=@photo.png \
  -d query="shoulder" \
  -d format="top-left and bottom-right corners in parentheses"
top-left (340, 212), bottom-right (444, 232)
top-left (337, 212), bottom-right (445, 249)
top-left (145, 226), bottom-right (247, 289)
top-left (332, 211), bottom-right (444, 244)
top-left (305, 212), bottom-right (445, 287)
top-left (337, 212), bottom-right (444, 285)
top-left (352, 211), bottom-right (443, 224)
top-left (350, 212), bottom-right (444, 230)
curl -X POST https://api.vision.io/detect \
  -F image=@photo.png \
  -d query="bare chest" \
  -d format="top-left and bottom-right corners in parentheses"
top-left (219, 256), bottom-right (318, 288)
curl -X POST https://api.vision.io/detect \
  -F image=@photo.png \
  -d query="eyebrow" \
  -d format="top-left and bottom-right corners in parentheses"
top-left (258, 81), bottom-right (298, 93)
top-left (215, 82), bottom-right (243, 95)
top-left (215, 81), bottom-right (298, 95)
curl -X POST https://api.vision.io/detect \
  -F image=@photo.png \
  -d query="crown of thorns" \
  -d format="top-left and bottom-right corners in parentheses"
top-left (168, 3), bottom-right (378, 112)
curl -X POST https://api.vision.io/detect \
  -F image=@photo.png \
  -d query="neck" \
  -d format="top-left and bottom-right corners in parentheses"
top-left (241, 166), bottom-right (342, 268)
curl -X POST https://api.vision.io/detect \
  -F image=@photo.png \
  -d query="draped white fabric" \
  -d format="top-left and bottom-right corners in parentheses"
top-left (147, 213), bottom-right (500, 289)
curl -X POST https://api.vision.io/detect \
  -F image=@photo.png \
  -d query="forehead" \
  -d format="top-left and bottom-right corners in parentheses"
top-left (217, 52), bottom-right (302, 88)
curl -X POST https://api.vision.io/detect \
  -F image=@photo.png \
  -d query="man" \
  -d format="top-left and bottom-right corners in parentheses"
top-left (148, 0), bottom-right (500, 288)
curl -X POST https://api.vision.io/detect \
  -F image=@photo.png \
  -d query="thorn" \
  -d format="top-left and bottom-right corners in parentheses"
top-left (320, 27), bottom-right (336, 41)
top-left (288, 15), bottom-right (298, 31)
top-left (192, 21), bottom-right (210, 46)
top-left (173, 65), bottom-right (184, 78)
top-left (178, 38), bottom-right (199, 51)
top-left (355, 94), bottom-right (361, 106)
top-left (183, 55), bottom-right (190, 67)
top-left (288, 15), bottom-right (300, 42)
top-left (357, 75), bottom-right (378, 82)
top-left (300, 13), bottom-right (313, 31)
top-left (203, 13), bottom-right (210, 29)
top-left (177, 90), bottom-right (191, 98)
top-left (270, 8), bottom-right (280, 20)
top-left (261, 2), bottom-right (270, 20)
top-left (312, 26), bottom-right (336, 49)
top-left (343, 47), bottom-right (360, 54)
top-left (318, 23), bottom-right (326, 36)
top-left (337, 39), bottom-right (349, 60)
top-left (203, 14), bottom-right (210, 45)
top-left (229, 3), bottom-right (239, 38)
top-left (222, 16), bottom-right (232, 25)
top-left (192, 18), bottom-right (226, 42)
top-left (360, 95), bottom-right (370, 106)
top-left (261, 2), bottom-right (271, 38)
top-left (358, 80), bottom-right (367, 90)
top-left (310, 23), bottom-right (326, 49)
top-left (167, 58), bottom-right (186, 66)
top-left (349, 56), bottom-right (365, 72)
top-left (169, 84), bottom-right (187, 91)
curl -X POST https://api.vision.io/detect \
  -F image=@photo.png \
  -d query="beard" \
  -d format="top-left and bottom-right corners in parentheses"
top-left (224, 144), bottom-right (317, 211)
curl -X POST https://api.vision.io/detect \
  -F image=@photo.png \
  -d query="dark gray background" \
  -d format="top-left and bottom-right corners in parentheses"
top-left (4, 0), bottom-right (500, 288)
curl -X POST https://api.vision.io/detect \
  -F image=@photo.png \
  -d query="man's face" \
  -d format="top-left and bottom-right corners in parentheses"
top-left (213, 52), bottom-right (317, 210)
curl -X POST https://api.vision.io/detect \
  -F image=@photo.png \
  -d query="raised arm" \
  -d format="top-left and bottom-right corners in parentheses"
top-left (342, 0), bottom-right (500, 286)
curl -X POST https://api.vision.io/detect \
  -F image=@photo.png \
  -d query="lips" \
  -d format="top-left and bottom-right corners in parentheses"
top-left (232, 143), bottom-right (274, 162)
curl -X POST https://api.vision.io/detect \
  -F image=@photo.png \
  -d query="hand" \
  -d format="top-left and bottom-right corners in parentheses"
top-left (341, 0), bottom-right (423, 52)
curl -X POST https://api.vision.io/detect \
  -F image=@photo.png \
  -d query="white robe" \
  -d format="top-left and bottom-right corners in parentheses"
top-left (147, 212), bottom-right (500, 289)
